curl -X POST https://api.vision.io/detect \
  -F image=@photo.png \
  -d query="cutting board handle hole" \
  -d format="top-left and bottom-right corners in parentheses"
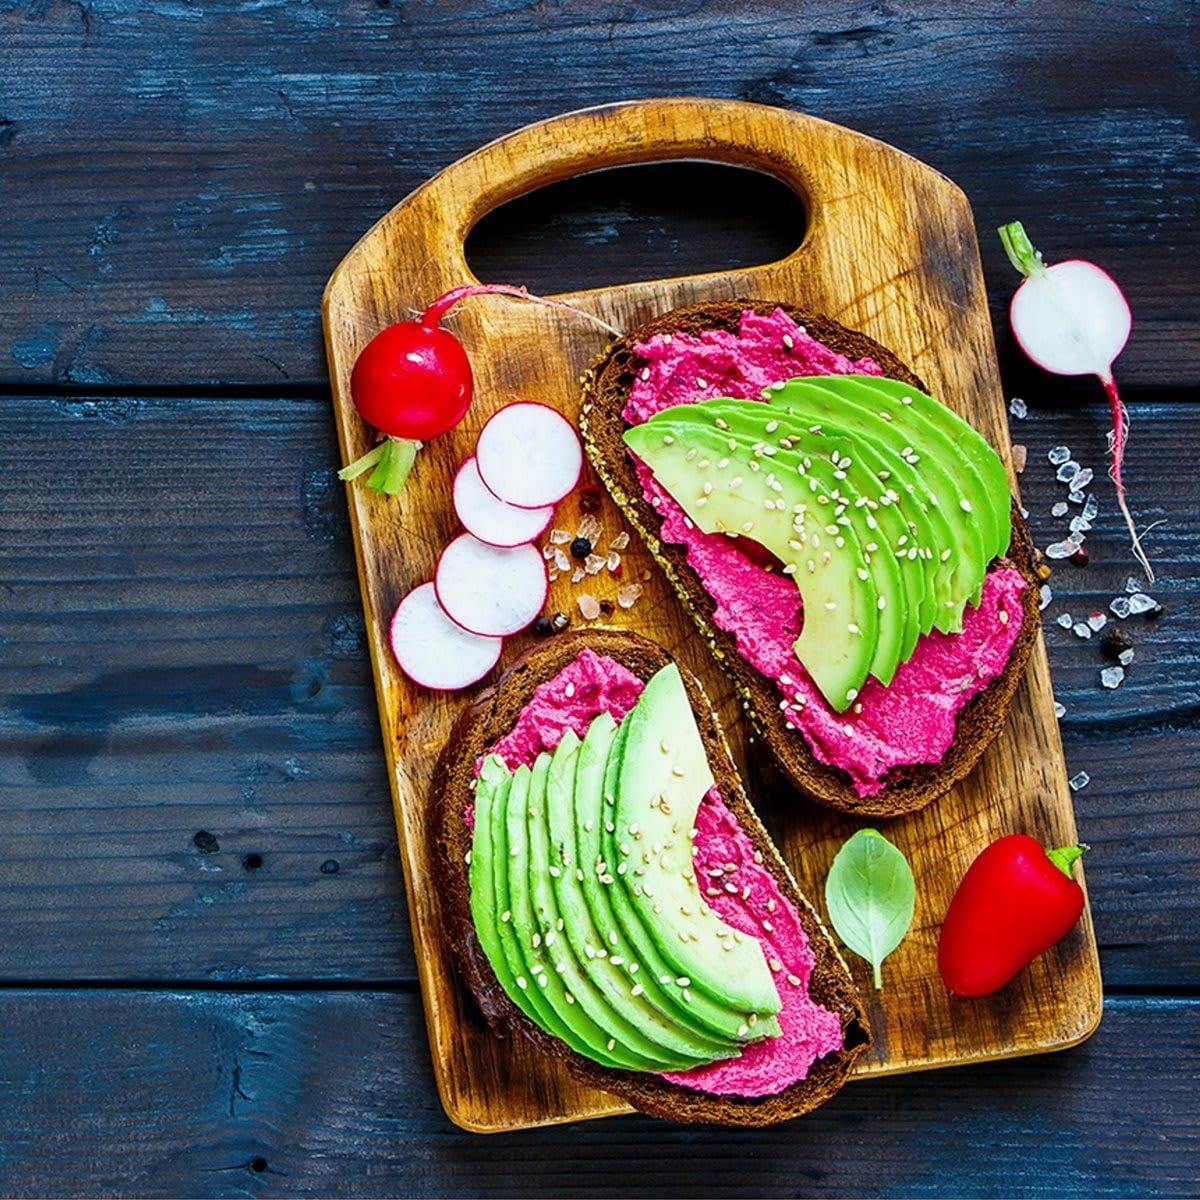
top-left (464, 162), bottom-right (807, 294)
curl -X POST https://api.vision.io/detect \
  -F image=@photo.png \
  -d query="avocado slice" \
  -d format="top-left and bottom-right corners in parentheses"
top-left (526, 741), bottom-right (694, 1070)
top-left (613, 664), bottom-right (782, 1018)
top-left (502, 756), bottom-right (630, 1067)
top-left (543, 726), bottom-right (728, 1067)
top-left (764, 378), bottom-right (973, 634)
top-left (682, 397), bottom-right (920, 683)
top-left (626, 413), bottom-right (883, 709)
top-left (469, 759), bottom-right (552, 1035)
top-left (593, 717), bottom-right (779, 1043)
top-left (567, 714), bottom-right (744, 1057)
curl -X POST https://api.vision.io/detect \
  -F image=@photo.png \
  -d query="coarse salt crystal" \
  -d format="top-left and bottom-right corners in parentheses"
top-left (1052, 501), bottom-right (1069, 517)
top-left (616, 583), bottom-right (643, 609)
top-left (1072, 622), bottom-right (1093, 640)
top-left (610, 531), bottom-right (630, 551)
top-left (1127, 593), bottom-right (1157, 615)
top-left (1009, 397), bottom-right (1027, 419)
top-left (1118, 648), bottom-right (1135, 666)
top-left (1056, 613), bottom-right (1074, 628)
top-left (1056, 460), bottom-right (1080, 483)
top-left (554, 548), bottom-right (571, 572)
top-left (1083, 494), bottom-right (1098, 522)
top-left (1100, 666), bottom-right (1125, 689)
top-left (1069, 770), bottom-right (1091, 791)
top-left (606, 550), bottom-right (621, 572)
top-left (549, 528), bottom-right (570, 545)
top-left (1012, 443), bottom-right (1027, 472)
top-left (1039, 584), bottom-right (1053, 610)
top-left (1110, 596), bottom-right (1132, 619)
top-left (570, 566), bottom-right (585, 584)
top-left (1045, 539), bottom-right (1074, 560)
top-left (1087, 612), bottom-right (1107, 632)
top-left (577, 594), bottom-right (601, 620)
top-left (1125, 576), bottom-right (1143, 594)
top-left (1072, 467), bottom-right (1094, 490)
top-left (584, 553), bottom-right (606, 575)
top-left (1048, 446), bottom-right (1071, 466)
top-left (577, 514), bottom-right (602, 542)
top-left (1054, 701), bottom-right (1066, 718)
top-left (1068, 490), bottom-right (1085, 504)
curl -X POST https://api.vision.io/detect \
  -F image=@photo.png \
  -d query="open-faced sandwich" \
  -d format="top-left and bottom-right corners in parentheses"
top-left (435, 629), bottom-right (870, 1126)
top-left (581, 301), bottom-right (1040, 818)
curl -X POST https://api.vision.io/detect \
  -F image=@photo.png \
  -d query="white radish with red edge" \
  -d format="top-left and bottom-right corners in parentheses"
top-left (1000, 220), bottom-right (1151, 582)
top-left (389, 582), bottom-right (503, 690)
top-left (476, 402), bottom-right (582, 510)
top-left (452, 455), bottom-right (554, 548)
top-left (435, 533), bottom-right (548, 636)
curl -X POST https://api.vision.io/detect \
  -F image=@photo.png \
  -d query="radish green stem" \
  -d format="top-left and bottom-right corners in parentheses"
top-left (339, 437), bottom-right (421, 495)
top-left (999, 221), bottom-right (1046, 278)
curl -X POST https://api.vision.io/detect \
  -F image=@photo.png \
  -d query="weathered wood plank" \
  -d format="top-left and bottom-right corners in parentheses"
top-left (0, 989), bottom-right (1193, 1196)
top-left (0, 392), bottom-right (1195, 985)
top-left (0, 0), bottom-right (1195, 387)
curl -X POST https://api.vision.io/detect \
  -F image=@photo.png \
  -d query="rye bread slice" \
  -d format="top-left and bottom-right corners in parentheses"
top-left (579, 300), bottom-right (1041, 819)
top-left (434, 628), bottom-right (871, 1127)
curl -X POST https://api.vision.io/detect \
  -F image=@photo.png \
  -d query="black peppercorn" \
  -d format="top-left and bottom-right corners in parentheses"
top-left (599, 599), bottom-right (615, 616)
top-left (570, 536), bottom-right (592, 560)
top-left (532, 615), bottom-right (553, 636)
top-left (1101, 627), bottom-right (1134, 662)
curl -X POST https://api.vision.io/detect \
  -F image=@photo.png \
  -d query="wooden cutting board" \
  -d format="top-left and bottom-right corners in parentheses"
top-left (322, 98), bottom-right (1102, 1133)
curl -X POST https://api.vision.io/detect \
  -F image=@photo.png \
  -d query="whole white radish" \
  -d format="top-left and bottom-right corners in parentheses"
top-left (999, 220), bottom-right (1152, 581)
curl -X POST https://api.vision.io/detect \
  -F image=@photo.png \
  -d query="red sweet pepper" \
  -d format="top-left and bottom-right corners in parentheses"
top-left (938, 835), bottom-right (1088, 997)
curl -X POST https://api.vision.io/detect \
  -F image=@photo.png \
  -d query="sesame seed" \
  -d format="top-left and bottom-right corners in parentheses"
top-left (846, 687), bottom-right (859, 701)
top-left (607, 1037), bottom-right (616, 1051)
top-left (737, 1024), bottom-right (749, 1037)
top-left (640, 367), bottom-right (650, 380)
top-left (501, 910), bottom-right (511, 923)
top-left (878, 595), bottom-right (887, 610)
top-left (960, 498), bottom-right (972, 512)
top-left (662, 434), bottom-right (675, 445)
top-left (763, 919), bottom-right (774, 933)
top-left (516, 976), bottom-right (527, 989)
top-left (999, 609), bottom-right (1009, 624)
top-left (788, 974), bottom-right (802, 986)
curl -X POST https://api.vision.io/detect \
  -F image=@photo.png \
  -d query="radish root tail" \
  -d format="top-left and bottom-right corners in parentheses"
top-left (1101, 372), bottom-right (1154, 584)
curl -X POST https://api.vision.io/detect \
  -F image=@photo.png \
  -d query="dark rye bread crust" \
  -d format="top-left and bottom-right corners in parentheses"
top-left (579, 300), bottom-right (1041, 819)
top-left (434, 629), bottom-right (871, 1127)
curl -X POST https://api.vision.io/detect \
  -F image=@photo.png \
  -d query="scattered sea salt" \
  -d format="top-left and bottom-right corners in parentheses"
top-left (584, 554), bottom-right (606, 575)
top-left (1127, 593), bottom-right (1157, 615)
top-left (1020, 506), bottom-right (1030, 519)
top-left (1055, 460), bottom-right (1080, 483)
top-left (1069, 513), bottom-right (1092, 535)
top-left (1072, 622), bottom-right (1092, 640)
top-left (1053, 702), bottom-right (1066, 718)
top-left (1009, 397), bottom-right (1027, 419)
top-left (1118, 648), bottom-right (1135, 666)
top-left (1056, 613), bottom-right (1074, 629)
top-left (1071, 467), bottom-right (1094, 491)
top-left (1110, 596), bottom-right (1132, 619)
top-left (577, 513), bottom-right (602, 542)
top-left (1087, 612), bottom-right (1107, 632)
top-left (1039, 584), bottom-right (1053, 610)
top-left (616, 583), bottom-right (643, 609)
top-left (1051, 501), bottom-right (1069, 518)
top-left (542, 544), bottom-right (557, 560)
top-left (1100, 666), bottom-right (1126, 690)
top-left (1125, 576), bottom-right (1143, 594)
top-left (1048, 446), bottom-right (1071, 466)
top-left (1083, 494), bottom-right (1098, 522)
top-left (1069, 770), bottom-right (1091, 791)
top-left (1067, 531), bottom-right (1085, 549)
top-left (1045, 539), bottom-right (1074, 559)
top-left (577, 594), bottom-right (601, 620)
top-left (610, 531), bottom-right (630, 551)
top-left (549, 528), bottom-right (570, 545)
top-left (553, 548), bottom-right (571, 572)
top-left (1012, 443), bottom-right (1027, 472)
top-left (570, 566), bottom-right (585, 584)
top-left (606, 551), bottom-right (621, 572)
top-left (1068, 490), bottom-right (1085, 504)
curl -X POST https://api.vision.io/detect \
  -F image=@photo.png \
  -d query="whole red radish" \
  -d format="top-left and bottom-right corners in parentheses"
top-left (338, 284), bottom-right (619, 496)
top-left (999, 220), bottom-right (1152, 581)
top-left (938, 834), bottom-right (1087, 997)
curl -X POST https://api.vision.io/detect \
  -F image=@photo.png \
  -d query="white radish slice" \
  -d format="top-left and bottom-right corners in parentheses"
top-left (475, 402), bottom-right (582, 509)
top-left (389, 582), bottom-right (502, 691)
top-left (435, 533), bottom-right (547, 636)
top-left (452, 455), bottom-right (554, 548)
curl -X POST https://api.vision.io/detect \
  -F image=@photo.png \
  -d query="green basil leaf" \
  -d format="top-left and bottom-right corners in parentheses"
top-left (823, 828), bottom-right (915, 990)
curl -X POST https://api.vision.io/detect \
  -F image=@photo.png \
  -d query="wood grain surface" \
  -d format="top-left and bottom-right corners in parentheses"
top-left (323, 98), bottom-right (1100, 1131)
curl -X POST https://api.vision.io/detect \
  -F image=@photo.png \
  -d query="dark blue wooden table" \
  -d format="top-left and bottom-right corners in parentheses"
top-left (1, 2), bottom-right (1197, 1195)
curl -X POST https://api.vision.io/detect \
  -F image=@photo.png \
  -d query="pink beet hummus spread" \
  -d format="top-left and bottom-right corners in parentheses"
top-left (623, 307), bottom-right (1026, 797)
top-left (485, 648), bottom-right (844, 1098)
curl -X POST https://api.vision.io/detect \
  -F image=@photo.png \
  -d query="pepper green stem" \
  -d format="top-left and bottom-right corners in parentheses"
top-left (998, 220), bottom-right (1047, 278)
top-left (337, 437), bottom-right (421, 495)
top-left (1046, 843), bottom-right (1089, 878)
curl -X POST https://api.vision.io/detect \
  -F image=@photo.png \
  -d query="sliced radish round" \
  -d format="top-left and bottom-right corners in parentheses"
top-left (475, 402), bottom-right (582, 510)
top-left (452, 455), bottom-right (555, 548)
top-left (435, 533), bottom-right (547, 636)
top-left (389, 582), bottom-right (502, 691)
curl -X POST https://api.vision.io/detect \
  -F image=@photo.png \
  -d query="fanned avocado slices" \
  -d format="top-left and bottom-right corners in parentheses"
top-left (467, 665), bottom-right (787, 1074)
top-left (623, 378), bottom-right (1014, 706)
